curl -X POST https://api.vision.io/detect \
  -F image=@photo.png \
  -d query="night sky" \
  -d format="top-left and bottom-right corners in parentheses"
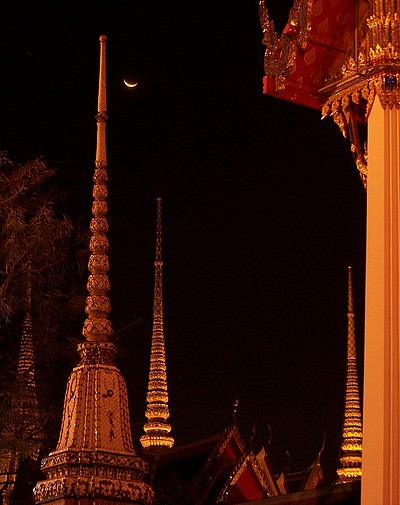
top-left (2, 1), bottom-right (366, 483)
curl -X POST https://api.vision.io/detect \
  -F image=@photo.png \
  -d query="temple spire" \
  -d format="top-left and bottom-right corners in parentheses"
top-left (0, 267), bottom-right (41, 505)
top-left (34, 35), bottom-right (154, 504)
top-left (16, 268), bottom-right (40, 417)
top-left (82, 34), bottom-right (113, 345)
top-left (141, 197), bottom-right (174, 453)
top-left (336, 266), bottom-right (362, 483)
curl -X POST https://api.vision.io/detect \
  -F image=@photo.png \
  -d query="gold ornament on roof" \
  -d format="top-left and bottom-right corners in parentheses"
top-left (321, 0), bottom-right (400, 187)
top-left (259, 0), bottom-right (312, 93)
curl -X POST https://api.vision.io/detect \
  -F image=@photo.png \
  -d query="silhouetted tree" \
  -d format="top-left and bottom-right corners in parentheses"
top-left (0, 152), bottom-right (89, 450)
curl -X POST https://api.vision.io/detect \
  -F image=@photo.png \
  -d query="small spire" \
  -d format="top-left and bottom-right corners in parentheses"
top-left (336, 266), bottom-right (363, 483)
top-left (16, 263), bottom-right (40, 420)
top-left (141, 198), bottom-right (174, 453)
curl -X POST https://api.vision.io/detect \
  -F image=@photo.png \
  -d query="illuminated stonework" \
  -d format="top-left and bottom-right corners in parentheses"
top-left (140, 198), bottom-right (174, 453)
top-left (336, 266), bottom-right (362, 483)
top-left (34, 35), bottom-right (154, 504)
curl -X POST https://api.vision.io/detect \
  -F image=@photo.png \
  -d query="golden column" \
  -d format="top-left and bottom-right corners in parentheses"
top-left (141, 198), bottom-right (174, 453)
top-left (363, 88), bottom-right (400, 505)
top-left (321, 1), bottom-right (400, 502)
top-left (336, 266), bottom-right (362, 483)
top-left (34, 36), bottom-right (154, 504)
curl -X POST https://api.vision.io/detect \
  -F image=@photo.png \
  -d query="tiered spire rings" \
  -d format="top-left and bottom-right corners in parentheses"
top-left (336, 266), bottom-right (363, 483)
top-left (141, 198), bottom-right (174, 453)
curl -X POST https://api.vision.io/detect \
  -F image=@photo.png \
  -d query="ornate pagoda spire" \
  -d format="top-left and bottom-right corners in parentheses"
top-left (0, 272), bottom-right (41, 505)
top-left (16, 271), bottom-right (40, 416)
top-left (336, 266), bottom-right (362, 483)
top-left (34, 35), bottom-right (154, 504)
top-left (141, 197), bottom-right (174, 453)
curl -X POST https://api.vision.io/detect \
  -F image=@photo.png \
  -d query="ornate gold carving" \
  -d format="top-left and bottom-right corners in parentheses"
top-left (259, 0), bottom-right (312, 93)
top-left (321, 78), bottom-right (374, 188)
top-left (322, 0), bottom-right (400, 185)
top-left (356, 153), bottom-right (368, 189)
top-left (34, 475), bottom-right (154, 503)
top-left (141, 198), bottom-right (174, 452)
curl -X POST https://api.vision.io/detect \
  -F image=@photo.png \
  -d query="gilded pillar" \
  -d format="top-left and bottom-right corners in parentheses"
top-left (362, 96), bottom-right (400, 505)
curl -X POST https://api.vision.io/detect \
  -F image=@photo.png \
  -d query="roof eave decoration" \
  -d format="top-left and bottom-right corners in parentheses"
top-left (217, 451), bottom-right (276, 503)
top-left (191, 419), bottom-right (246, 498)
top-left (260, 0), bottom-right (314, 103)
top-left (321, 0), bottom-right (400, 189)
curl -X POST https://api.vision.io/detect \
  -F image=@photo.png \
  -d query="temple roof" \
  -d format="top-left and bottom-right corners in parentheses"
top-left (150, 414), bottom-right (327, 504)
top-left (261, 0), bottom-right (367, 109)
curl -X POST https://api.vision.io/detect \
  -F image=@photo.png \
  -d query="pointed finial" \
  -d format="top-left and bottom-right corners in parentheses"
top-left (80, 34), bottom-right (114, 350)
top-left (347, 265), bottom-right (354, 315)
top-left (336, 266), bottom-right (362, 482)
top-left (141, 198), bottom-right (174, 453)
top-left (233, 397), bottom-right (239, 417)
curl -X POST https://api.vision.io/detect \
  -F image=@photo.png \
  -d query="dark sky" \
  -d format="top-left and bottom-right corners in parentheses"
top-left (1, 1), bottom-right (366, 483)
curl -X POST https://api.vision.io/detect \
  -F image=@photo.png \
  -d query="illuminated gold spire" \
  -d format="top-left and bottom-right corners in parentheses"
top-left (82, 33), bottom-right (113, 346)
top-left (141, 197), bottom-right (174, 453)
top-left (34, 35), bottom-right (154, 504)
top-left (336, 266), bottom-right (362, 483)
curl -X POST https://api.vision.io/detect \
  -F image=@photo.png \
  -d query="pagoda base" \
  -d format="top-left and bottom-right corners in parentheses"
top-left (35, 500), bottom-right (144, 505)
top-left (34, 451), bottom-right (154, 504)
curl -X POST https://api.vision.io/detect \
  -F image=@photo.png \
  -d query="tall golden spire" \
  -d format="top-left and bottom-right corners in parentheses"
top-left (141, 197), bottom-right (174, 453)
top-left (336, 266), bottom-right (362, 483)
top-left (34, 36), bottom-right (154, 504)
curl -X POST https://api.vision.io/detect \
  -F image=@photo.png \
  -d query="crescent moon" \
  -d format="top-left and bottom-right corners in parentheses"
top-left (123, 79), bottom-right (138, 88)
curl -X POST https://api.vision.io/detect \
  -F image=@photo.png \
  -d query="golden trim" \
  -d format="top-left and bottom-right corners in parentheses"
top-left (259, 0), bottom-right (312, 92)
